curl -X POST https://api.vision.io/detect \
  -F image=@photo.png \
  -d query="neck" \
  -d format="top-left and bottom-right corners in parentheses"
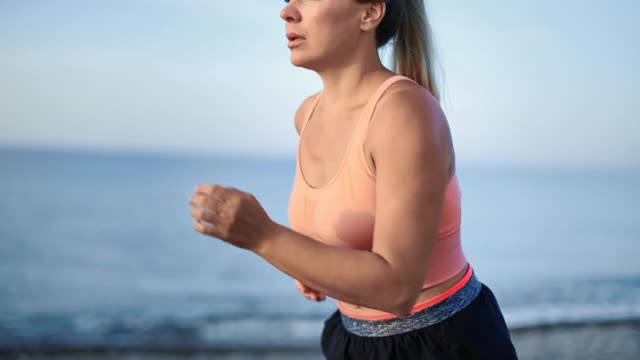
top-left (315, 42), bottom-right (394, 109)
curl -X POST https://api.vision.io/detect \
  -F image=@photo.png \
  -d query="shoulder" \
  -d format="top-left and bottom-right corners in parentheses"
top-left (376, 79), bottom-right (445, 129)
top-left (367, 79), bottom-right (452, 174)
top-left (294, 92), bottom-right (321, 136)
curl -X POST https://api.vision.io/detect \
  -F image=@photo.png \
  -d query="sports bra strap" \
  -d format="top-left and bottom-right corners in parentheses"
top-left (300, 75), bottom-right (417, 136)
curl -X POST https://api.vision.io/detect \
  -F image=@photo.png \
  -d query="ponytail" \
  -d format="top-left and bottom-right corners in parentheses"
top-left (359, 0), bottom-right (442, 102)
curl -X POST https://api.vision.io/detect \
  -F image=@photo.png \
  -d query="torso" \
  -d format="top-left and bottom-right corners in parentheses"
top-left (298, 75), bottom-right (464, 317)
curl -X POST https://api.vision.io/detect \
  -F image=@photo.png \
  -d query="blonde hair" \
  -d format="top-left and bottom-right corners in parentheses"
top-left (358, 0), bottom-right (443, 102)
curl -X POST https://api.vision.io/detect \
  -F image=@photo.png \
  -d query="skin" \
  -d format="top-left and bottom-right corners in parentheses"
top-left (188, 0), bottom-right (465, 317)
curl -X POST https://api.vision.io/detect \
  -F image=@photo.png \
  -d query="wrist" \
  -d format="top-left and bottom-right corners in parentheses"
top-left (253, 220), bottom-right (285, 255)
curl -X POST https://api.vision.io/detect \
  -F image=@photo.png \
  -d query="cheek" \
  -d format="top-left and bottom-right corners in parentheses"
top-left (311, 17), bottom-right (358, 54)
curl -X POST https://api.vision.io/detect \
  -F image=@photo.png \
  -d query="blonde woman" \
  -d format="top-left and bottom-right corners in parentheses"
top-left (189, 0), bottom-right (519, 358)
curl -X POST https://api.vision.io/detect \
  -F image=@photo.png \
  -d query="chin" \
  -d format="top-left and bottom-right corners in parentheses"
top-left (290, 53), bottom-right (309, 68)
top-left (290, 53), bottom-right (321, 71)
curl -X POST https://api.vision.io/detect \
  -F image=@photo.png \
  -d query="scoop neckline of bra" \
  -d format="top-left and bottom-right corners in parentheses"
top-left (297, 75), bottom-right (408, 192)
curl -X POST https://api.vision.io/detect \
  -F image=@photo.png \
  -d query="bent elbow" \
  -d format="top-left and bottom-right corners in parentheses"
top-left (390, 300), bottom-right (415, 318)
top-left (386, 286), bottom-right (420, 317)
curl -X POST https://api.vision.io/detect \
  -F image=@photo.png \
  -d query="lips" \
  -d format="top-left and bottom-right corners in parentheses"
top-left (286, 33), bottom-right (306, 48)
top-left (288, 39), bottom-right (305, 48)
top-left (286, 32), bottom-right (305, 42)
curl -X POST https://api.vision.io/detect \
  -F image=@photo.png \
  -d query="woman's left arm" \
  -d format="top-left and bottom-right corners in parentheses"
top-left (189, 84), bottom-right (452, 317)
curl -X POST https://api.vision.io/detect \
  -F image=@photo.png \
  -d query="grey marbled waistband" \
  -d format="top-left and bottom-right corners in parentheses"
top-left (340, 269), bottom-right (482, 337)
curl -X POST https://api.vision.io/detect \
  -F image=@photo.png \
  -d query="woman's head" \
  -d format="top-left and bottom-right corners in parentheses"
top-left (279, 1), bottom-right (386, 71)
top-left (280, 0), bottom-right (441, 102)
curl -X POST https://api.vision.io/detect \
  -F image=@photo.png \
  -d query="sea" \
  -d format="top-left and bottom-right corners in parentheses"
top-left (0, 146), bottom-right (639, 354)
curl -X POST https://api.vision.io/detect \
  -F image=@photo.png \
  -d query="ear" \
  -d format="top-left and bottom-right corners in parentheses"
top-left (360, 2), bottom-right (386, 32)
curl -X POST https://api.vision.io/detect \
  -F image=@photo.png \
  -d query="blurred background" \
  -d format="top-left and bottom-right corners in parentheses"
top-left (1, 1), bottom-right (638, 359)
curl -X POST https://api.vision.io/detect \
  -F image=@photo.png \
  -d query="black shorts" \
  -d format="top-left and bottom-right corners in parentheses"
top-left (320, 283), bottom-right (519, 359)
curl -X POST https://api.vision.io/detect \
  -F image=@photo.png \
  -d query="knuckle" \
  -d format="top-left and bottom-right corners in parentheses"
top-left (192, 195), bottom-right (202, 206)
top-left (204, 225), bottom-right (216, 236)
top-left (218, 185), bottom-right (230, 197)
top-left (207, 184), bottom-right (219, 196)
top-left (200, 211), bottom-right (212, 224)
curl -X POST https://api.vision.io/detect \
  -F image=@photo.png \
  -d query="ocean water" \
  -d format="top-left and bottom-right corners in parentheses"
top-left (0, 147), bottom-right (639, 352)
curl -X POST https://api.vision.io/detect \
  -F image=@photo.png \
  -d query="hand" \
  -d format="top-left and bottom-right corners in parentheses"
top-left (295, 279), bottom-right (326, 302)
top-left (189, 184), bottom-right (277, 252)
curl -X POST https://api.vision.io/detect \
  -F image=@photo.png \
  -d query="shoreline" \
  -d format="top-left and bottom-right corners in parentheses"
top-left (509, 317), bottom-right (640, 333)
top-left (2, 319), bottom-right (639, 360)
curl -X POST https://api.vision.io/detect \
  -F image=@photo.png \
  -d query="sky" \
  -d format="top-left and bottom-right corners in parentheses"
top-left (1, 0), bottom-right (638, 168)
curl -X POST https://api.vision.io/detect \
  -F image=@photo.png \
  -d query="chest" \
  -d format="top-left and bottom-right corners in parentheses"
top-left (298, 106), bottom-right (366, 190)
top-left (289, 98), bottom-right (381, 249)
top-left (289, 132), bottom-right (377, 249)
top-left (289, 185), bottom-right (377, 249)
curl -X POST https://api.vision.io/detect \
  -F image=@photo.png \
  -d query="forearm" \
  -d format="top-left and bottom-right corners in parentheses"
top-left (254, 222), bottom-right (416, 316)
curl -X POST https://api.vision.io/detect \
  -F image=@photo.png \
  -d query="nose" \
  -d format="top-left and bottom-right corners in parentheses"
top-left (280, 1), bottom-right (301, 23)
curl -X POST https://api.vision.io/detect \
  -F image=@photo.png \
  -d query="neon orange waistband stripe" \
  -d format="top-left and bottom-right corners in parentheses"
top-left (337, 262), bottom-right (473, 321)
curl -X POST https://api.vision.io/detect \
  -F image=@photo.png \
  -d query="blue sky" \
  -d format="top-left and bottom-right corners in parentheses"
top-left (1, 0), bottom-right (638, 168)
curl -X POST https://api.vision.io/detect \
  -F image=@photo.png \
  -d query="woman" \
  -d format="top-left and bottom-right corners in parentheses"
top-left (189, 0), bottom-right (519, 358)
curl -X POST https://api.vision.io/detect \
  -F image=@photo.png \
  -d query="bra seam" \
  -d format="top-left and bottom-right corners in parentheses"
top-left (299, 92), bottom-right (321, 137)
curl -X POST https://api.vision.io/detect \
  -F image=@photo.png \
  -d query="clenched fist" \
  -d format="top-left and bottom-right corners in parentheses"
top-left (295, 279), bottom-right (326, 302)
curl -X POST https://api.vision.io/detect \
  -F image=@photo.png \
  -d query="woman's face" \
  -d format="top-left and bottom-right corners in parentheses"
top-left (280, 0), bottom-right (369, 70)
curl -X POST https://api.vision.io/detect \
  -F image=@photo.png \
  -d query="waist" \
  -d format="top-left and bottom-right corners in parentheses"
top-left (337, 261), bottom-right (473, 321)
top-left (339, 265), bottom-right (482, 337)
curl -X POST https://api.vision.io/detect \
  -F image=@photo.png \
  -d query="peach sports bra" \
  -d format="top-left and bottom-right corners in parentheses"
top-left (287, 74), bottom-right (468, 320)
